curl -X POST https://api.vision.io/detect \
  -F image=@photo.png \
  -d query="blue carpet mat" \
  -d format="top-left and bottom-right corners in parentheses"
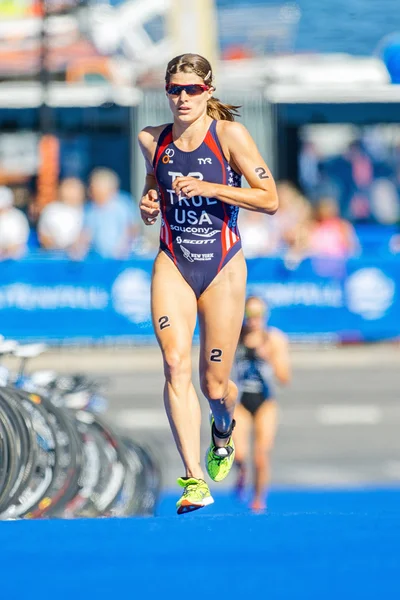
top-left (2, 488), bottom-right (400, 600)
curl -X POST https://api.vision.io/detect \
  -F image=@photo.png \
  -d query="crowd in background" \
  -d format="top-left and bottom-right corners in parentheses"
top-left (299, 128), bottom-right (400, 223)
top-left (0, 167), bottom-right (399, 263)
top-left (300, 138), bottom-right (400, 226)
top-left (239, 131), bottom-right (400, 263)
top-left (0, 169), bottom-right (144, 261)
top-left (240, 181), bottom-right (360, 263)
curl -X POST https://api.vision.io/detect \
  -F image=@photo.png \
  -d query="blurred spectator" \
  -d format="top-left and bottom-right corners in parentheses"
top-left (12, 185), bottom-right (32, 216)
top-left (239, 211), bottom-right (274, 258)
top-left (74, 168), bottom-right (138, 259)
top-left (239, 181), bottom-right (312, 261)
top-left (299, 129), bottom-right (400, 226)
top-left (276, 181), bottom-right (312, 236)
top-left (345, 141), bottom-right (375, 221)
top-left (37, 177), bottom-right (85, 251)
top-left (299, 141), bottom-right (320, 195)
top-left (0, 186), bottom-right (30, 260)
top-left (272, 181), bottom-right (312, 260)
top-left (389, 233), bottom-right (400, 254)
top-left (307, 197), bottom-right (359, 259)
top-left (370, 178), bottom-right (400, 225)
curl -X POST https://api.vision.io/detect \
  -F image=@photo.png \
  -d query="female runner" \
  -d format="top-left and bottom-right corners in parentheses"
top-left (234, 296), bottom-right (291, 512)
top-left (138, 53), bottom-right (278, 513)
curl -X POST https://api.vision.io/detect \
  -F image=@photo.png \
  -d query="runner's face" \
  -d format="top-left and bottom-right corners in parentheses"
top-left (166, 72), bottom-right (212, 123)
top-left (245, 299), bottom-right (266, 331)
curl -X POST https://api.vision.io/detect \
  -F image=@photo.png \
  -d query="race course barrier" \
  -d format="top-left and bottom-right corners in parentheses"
top-left (0, 254), bottom-right (398, 343)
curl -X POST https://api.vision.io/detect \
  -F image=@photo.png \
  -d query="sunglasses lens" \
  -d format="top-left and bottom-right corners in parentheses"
top-left (245, 310), bottom-right (264, 318)
top-left (186, 85), bottom-right (204, 95)
top-left (167, 84), bottom-right (207, 96)
top-left (166, 85), bottom-right (181, 95)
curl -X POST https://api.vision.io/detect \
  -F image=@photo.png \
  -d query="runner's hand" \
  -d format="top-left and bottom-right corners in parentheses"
top-left (172, 176), bottom-right (217, 199)
top-left (140, 189), bottom-right (160, 225)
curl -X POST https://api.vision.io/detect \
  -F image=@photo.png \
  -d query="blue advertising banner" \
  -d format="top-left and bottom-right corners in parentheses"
top-left (0, 255), bottom-right (399, 343)
top-left (0, 257), bottom-right (155, 344)
top-left (247, 256), bottom-right (400, 343)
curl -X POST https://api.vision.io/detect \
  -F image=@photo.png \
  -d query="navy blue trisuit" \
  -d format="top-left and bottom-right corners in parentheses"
top-left (153, 120), bottom-right (242, 298)
top-left (234, 338), bottom-right (275, 415)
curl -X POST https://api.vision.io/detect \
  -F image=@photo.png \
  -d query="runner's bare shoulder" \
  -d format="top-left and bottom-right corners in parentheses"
top-left (138, 124), bottom-right (170, 151)
top-left (268, 327), bottom-right (289, 348)
top-left (138, 124), bottom-right (171, 168)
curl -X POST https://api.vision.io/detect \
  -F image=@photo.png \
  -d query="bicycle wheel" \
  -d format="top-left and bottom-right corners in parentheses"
top-left (0, 393), bottom-right (21, 513)
top-left (13, 389), bottom-right (83, 519)
top-left (0, 415), bottom-right (8, 494)
top-left (60, 412), bottom-right (103, 518)
top-left (0, 387), bottom-right (58, 519)
top-left (118, 439), bottom-right (162, 516)
top-left (0, 391), bottom-right (36, 510)
top-left (70, 411), bottom-right (126, 517)
top-left (106, 438), bottom-right (144, 517)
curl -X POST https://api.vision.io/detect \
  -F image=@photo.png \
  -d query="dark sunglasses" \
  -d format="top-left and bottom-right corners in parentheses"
top-left (166, 83), bottom-right (210, 96)
top-left (245, 309), bottom-right (265, 318)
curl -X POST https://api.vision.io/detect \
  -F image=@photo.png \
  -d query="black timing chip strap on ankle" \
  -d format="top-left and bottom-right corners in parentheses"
top-left (212, 419), bottom-right (236, 440)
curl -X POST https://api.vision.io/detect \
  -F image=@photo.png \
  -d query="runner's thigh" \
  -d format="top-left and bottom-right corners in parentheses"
top-left (151, 252), bottom-right (198, 364)
top-left (197, 251), bottom-right (247, 385)
top-left (254, 401), bottom-right (278, 453)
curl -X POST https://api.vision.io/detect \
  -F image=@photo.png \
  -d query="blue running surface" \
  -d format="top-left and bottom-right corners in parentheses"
top-left (1, 488), bottom-right (399, 600)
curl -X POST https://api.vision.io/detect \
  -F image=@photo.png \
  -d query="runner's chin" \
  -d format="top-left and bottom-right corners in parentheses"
top-left (176, 108), bottom-right (194, 121)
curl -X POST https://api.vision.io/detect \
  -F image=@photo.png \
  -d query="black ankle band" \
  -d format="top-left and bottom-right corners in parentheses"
top-left (212, 419), bottom-right (236, 440)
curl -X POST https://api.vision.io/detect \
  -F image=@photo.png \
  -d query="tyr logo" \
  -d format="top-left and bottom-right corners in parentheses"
top-left (198, 158), bottom-right (212, 165)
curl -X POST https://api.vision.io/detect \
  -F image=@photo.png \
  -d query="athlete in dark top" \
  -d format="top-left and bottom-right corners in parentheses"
top-left (233, 296), bottom-right (291, 512)
top-left (153, 120), bottom-right (242, 298)
top-left (138, 53), bottom-right (278, 514)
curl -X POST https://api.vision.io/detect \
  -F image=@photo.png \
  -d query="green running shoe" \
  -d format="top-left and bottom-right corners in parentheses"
top-left (176, 477), bottom-right (214, 515)
top-left (205, 418), bottom-right (236, 482)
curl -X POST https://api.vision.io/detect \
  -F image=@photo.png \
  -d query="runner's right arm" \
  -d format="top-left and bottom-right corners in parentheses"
top-left (138, 127), bottom-right (161, 226)
top-left (268, 330), bottom-right (291, 385)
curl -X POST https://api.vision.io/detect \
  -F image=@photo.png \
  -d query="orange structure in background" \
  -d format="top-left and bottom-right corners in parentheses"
top-left (36, 134), bottom-right (60, 210)
top-left (66, 57), bottom-right (112, 83)
top-left (30, 1), bottom-right (42, 15)
top-left (29, 1), bottom-right (76, 16)
top-left (222, 46), bottom-right (255, 61)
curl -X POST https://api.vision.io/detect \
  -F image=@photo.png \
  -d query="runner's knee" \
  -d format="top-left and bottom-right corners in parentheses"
top-left (200, 373), bottom-right (229, 402)
top-left (163, 347), bottom-right (191, 383)
top-left (254, 447), bottom-right (271, 469)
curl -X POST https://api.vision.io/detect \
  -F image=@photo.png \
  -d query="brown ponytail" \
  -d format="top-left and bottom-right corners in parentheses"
top-left (166, 53), bottom-right (241, 121)
top-left (206, 96), bottom-right (241, 121)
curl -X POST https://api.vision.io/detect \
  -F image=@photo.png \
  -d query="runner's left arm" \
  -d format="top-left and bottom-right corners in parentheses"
top-left (172, 121), bottom-right (279, 214)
